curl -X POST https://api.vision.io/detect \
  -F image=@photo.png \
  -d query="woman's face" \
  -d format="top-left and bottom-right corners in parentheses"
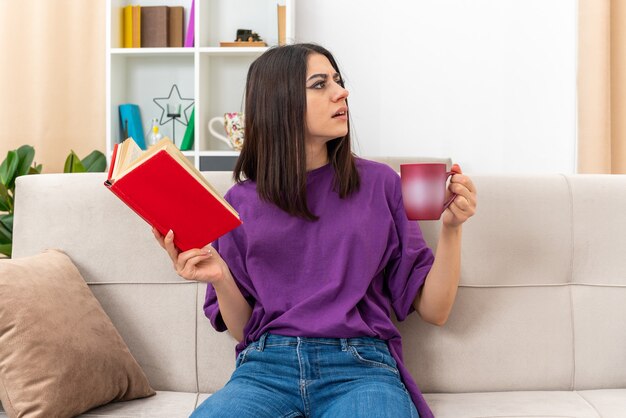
top-left (304, 53), bottom-right (349, 146)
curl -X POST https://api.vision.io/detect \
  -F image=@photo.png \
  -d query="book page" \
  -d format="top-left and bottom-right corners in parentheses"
top-left (111, 137), bottom-right (143, 180)
top-left (117, 137), bottom-right (169, 178)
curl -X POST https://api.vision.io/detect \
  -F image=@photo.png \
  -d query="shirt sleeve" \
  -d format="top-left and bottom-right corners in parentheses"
top-left (384, 174), bottom-right (435, 321)
top-left (203, 190), bottom-right (255, 332)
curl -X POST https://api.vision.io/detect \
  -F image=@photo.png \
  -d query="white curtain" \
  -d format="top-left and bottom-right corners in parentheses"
top-left (578, 0), bottom-right (626, 173)
top-left (0, 0), bottom-right (105, 173)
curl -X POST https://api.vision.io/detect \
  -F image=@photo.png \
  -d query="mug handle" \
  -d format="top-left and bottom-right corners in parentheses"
top-left (208, 117), bottom-right (234, 149)
top-left (442, 170), bottom-right (458, 211)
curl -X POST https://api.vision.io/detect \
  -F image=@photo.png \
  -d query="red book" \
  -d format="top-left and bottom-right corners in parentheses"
top-left (105, 137), bottom-right (242, 252)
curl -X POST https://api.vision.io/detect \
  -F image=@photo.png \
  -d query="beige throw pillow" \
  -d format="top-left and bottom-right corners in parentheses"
top-left (0, 249), bottom-right (155, 418)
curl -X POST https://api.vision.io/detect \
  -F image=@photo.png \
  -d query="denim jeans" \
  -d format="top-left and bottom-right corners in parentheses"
top-left (191, 332), bottom-right (419, 418)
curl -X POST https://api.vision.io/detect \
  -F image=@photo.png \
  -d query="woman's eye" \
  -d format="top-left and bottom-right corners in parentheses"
top-left (313, 82), bottom-right (325, 89)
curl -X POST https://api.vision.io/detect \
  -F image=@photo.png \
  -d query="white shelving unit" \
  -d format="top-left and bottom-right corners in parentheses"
top-left (106, 0), bottom-right (295, 170)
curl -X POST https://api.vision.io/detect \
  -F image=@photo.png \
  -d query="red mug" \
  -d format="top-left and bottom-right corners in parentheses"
top-left (400, 163), bottom-right (458, 220)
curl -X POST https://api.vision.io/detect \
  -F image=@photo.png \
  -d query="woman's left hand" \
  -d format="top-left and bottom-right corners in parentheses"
top-left (442, 164), bottom-right (477, 228)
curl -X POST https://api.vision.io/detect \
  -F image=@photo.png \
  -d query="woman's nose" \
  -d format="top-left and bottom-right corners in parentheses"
top-left (333, 84), bottom-right (349, 102)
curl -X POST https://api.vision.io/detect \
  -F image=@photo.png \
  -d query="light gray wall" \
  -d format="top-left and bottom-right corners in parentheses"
top-left (296, 0), bottom-right (577, 174)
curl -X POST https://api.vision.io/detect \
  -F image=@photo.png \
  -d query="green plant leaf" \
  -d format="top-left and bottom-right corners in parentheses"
top-left (64, 151), bottom-right (86, 173)
top-left (0, 150), bottom-right (19, 189)
top-left (0, 243), bottom-right (11, 257)
top-left (0, 182), bottom-right (10, 212)
top-left (81, 150), bottom-right (107, 172)
top-left (0, 219), bottom-right (11, 243)
top-left (0, 213), bottom-right (13, 233)
top-left (15, 145), bottom-right (35, 177)
top-left (30, 164), bottom-right (43, 174)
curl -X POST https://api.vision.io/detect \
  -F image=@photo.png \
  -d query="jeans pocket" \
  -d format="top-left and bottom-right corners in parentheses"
top-left (235, 343), bottom-right (257, 368)
top-left (348, 344), bottom-right (399, 374)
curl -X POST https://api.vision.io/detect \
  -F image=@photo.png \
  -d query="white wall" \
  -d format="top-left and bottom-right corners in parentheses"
top-left (296, 0), bottom-right (577, 174)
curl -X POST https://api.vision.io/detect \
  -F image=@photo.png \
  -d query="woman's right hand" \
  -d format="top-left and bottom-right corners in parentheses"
top-left (152, 227), bottom-right (226, 284)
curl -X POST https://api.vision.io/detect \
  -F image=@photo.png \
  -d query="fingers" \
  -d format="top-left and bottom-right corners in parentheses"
top-left (177, 249), bottom-right (213, 280)
top-left (152, 227), bottom-right (165, 248)
top-left (151, 227), bottom-right (215, 279)
top-left (450, 173), bottom-right (476, 195)
top-left (451, 194), bottom-right (472, 212)
top-left (449, 174), bottom-right (477, 207)
top-left (446, 198), bottom-right (468, 220)
top-left (158, 228), bottom-right (181, 264)
top-left (176, 244), bottom-right (213, 268)
top-left (449, 183), bottom-right (475, 207)
top-left (448, 177), bottom-right (476, 211)
top-left (179, 247), bottom-right (212, 267)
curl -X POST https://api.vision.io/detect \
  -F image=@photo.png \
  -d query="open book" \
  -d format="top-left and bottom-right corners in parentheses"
top-left (105, 137), bottom-right (242, 252)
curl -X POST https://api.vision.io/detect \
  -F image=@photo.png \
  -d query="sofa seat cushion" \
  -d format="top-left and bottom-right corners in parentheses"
top-left (423, 390), bottom-right (602, 418)
top-left (0, 392), bottom-right (200, 418)
top-left (79, 391), bottom-right (201, 417)
top-left (577, 389), bottom-right (626, 418)
top-left (3, 390), bottom-right (623, 417)
top-left (76, 390), bottom-right (626, 418)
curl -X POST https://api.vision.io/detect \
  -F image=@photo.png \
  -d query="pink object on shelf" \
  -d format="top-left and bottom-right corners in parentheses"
top-left (184, 0), bottom-right (195, 47)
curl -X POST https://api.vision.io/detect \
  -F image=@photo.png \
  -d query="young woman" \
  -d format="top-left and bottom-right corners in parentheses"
top-left (153, 43), bottom-right (477, 418)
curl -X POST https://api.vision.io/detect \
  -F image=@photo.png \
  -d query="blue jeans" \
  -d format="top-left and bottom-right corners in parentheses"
top-left (191, 332), bottom-right (419, 418)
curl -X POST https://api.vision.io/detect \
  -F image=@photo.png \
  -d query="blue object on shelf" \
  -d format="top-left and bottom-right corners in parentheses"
top-left (119, 104), bottom-right (146, 150)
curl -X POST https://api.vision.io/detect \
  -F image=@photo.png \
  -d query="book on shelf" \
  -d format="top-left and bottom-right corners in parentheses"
top-left (123, 5), bottom-right (141, 48)
top-left (168, 6), bottom-right (184, 47)
top-left (185, 0), bottom-right (195, 47)
top-left (118, 104), bottom-right (146, 149)
top-left (277, 5), bottom-right (286, 46)
top-left (141, 6), bottom-right (169, 48)
top-left (105, 137), bottom-right (242, 252)
top-left (132, 6), bottom-right (141, 47)
top-left (180, 107), bottom-right (194, 151)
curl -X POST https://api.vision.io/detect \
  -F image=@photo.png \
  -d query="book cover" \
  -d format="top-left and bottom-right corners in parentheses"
top-left (277, 5), bottom-right (286, 46)
top-left (108, 143), bottom-right (119, 180)
top-left (104, 137), bottom-right (242, 252)
top-left (141, 6), bottom-right (169, 48)
top-left (184, 0), bottom-right (195, 47)
top-left (168, 6), bottom-right (184, 47)
top-left (132, 6), bottom-right (141, 48)
top-left (123, 6), bottom-right (133, 48)
top-left (123, 6), bottom-right (141, 47)
top-left (118, 104), bottom-right (146, 149)
top-left (180, 107), bottom-right (194, 151)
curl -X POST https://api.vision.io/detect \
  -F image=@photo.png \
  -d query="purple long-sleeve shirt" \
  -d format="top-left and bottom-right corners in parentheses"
top-left (204, 158), bottom-right (435, 418)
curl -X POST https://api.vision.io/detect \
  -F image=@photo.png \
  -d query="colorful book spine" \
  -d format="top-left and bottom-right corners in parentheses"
top-left (277, 5), bottom-right (286, 46)
top-left (168, 6), bottom-right (184, 47)
top-left (141, 6), bottom-right (169, 48)
top-left (123, 6), bottom-right (141, 48)
top-left (180, 107), bottom-right (195, 151)
top-left (118, 104), bottom-right (146, 149)
top-left (123, 6), bottom-right (133, 48)
top-left (132, 6), bottom-right (141, 47)
top-left (184, 0), bottom-right (195, 47)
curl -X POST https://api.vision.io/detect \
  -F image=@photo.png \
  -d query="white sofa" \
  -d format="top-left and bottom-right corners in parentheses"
top-left (5, 169), bottom-right (626, 418)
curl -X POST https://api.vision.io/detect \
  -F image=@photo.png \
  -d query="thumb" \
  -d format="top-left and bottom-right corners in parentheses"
top-left (451, 163), bottom-right (463, 174)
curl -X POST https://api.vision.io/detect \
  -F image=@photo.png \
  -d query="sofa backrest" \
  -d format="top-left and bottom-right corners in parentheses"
top-left (12, 170), bottom-right (626, 395)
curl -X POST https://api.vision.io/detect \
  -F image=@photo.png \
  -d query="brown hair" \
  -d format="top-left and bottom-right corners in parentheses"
top-left (233, 43), bottom-right (360, 221)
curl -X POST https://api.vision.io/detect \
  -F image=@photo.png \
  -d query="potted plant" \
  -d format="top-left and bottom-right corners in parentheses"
top-left (0, 146), bottom-right (106, 258)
